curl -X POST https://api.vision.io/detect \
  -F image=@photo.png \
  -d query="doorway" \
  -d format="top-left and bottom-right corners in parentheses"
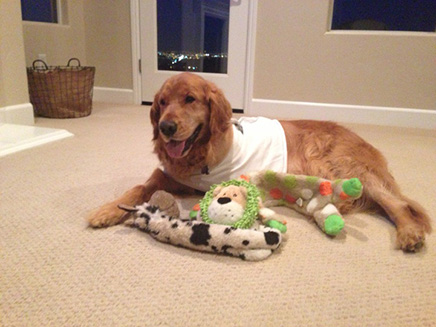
top-left (138, 0), bottom-right (251, 110)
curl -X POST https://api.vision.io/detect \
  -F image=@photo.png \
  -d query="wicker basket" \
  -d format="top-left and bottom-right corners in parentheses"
top-left (27, 58), bottom-right (95, 118)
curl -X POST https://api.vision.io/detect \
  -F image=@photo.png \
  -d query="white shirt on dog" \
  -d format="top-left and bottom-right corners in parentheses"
top-left (173, 117), bottom-right (288, 192)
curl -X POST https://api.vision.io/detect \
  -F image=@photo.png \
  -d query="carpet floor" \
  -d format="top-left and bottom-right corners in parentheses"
top-left (1, 102), bottom-right (435, 327)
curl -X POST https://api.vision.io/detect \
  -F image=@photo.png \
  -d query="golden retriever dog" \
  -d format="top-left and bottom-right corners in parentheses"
top-left (88, 73), bottom-right (431, 251)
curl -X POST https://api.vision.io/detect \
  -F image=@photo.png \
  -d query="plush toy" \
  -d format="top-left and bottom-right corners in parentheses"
top-left (121, 171), bottom-right (363, 261)
top-left (121, 191), bottom-right (283, 261)
top-left (192, 179), bottom-right (288, 233)
top-left (246, 170), bottom-right (363, 236)
top-left (190, 171), bottom-right (363, 236)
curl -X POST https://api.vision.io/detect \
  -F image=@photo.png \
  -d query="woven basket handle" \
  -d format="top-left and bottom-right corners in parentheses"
top-left (67, 58), bottom-right (81, 67)
top-left (32, 60), bottom-right (49, 70)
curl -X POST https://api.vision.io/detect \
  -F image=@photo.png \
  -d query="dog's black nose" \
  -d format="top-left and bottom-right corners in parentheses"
top-left (218, 197), bottom-right (231, 205)
top-left (159, 120), bottom-right (177, 137)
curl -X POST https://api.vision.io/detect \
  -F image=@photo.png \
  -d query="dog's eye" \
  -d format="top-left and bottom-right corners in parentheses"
top-left (185, 96), bottom-right (195, 104)
top-left (159, 99), bottom-right (166, 106)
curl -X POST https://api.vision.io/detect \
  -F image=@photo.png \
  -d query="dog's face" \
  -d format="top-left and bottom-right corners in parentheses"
top-left (150, 73), bottom-right (232, 159)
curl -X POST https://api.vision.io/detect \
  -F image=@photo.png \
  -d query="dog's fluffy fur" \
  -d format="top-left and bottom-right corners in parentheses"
top-left (88, 73), bottom-right (431, 251)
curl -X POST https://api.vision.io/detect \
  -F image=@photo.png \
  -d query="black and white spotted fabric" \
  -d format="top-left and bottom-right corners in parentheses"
top-left (127, 203), bottom-right (282, 261)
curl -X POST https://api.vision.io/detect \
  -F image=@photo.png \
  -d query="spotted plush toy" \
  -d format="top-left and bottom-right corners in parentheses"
top-left (246, 170), bottom-right (363, 236)
top-left (121, 191), bottom-right (282, 261)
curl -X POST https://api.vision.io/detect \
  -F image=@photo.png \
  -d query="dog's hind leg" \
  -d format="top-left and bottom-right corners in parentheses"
top-left (361, 176), bottom-right (432, 252)
top-left (87, 168), bottom-right (197, 228)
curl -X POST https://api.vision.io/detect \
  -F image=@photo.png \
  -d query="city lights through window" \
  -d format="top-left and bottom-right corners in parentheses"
top-left (157, 0), bottom-right (229, 74)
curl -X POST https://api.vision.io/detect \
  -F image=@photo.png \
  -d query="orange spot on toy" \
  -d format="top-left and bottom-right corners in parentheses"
top-left (285, 194), bottom-right (297, 203)
top-left (339, 192), bottom-right (349, 200)
top-left (319, 181), bottom-right (333, 196)
top-left (270, 188), bottom-right (283, 200)
top-left (192, 203), bottom-right (201, 211)
top-left (240, 174), bottom-right (250, 182)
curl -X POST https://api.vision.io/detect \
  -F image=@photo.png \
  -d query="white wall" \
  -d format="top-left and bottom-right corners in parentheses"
top-left (0, 1), bottom-right (29, 107)
top-left (0, 0), bottom-right (33, 125)
top-left (254, 0), bottom-right (436, 111)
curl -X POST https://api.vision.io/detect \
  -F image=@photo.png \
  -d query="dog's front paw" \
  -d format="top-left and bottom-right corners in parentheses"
top-left (87, 201), bottom-right (129, 228)
top-left (396, 224), bottom-right (426, 252)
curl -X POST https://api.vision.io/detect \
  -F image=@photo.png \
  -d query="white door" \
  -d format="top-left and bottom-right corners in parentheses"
top-left (140, 0), bottom-right (250, 109)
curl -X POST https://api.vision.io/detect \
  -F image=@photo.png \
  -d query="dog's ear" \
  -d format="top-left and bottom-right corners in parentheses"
top-left (206, 81), bottom-right (232, 135)
top-left (150, 92), bottom-right (161, 140)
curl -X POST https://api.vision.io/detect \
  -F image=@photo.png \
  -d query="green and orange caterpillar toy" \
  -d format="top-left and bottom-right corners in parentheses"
top-left (247, 170), bottom-right (363, 236)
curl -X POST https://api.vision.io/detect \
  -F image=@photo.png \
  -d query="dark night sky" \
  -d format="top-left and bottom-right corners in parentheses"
top-left (332, 0), bottom-right (436, 31)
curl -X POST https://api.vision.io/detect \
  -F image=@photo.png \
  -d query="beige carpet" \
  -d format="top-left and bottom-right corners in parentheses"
top-left (1, 102), bottom-right (435, 327)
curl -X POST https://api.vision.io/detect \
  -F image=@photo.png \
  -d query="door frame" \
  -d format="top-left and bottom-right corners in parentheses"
top-left (130, 0), bottom-right (258, 111)
top-left (130, 0), bottom-right (142, 105)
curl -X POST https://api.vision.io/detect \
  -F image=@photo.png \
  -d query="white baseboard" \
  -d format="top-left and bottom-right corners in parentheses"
top-left (93, 87), bottom-right (134, 104)
top-left (0, 103), bottom-right (35, 126)
top-left (249, 99), bottom-right (436, 129)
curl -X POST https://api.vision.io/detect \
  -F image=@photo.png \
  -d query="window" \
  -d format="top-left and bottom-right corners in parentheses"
top-left (157, 0), bottom-right (229, 74)
top-left (331, 0), bottom-right (436, 32)
top-left (21, 0), bottom-right (59, 24)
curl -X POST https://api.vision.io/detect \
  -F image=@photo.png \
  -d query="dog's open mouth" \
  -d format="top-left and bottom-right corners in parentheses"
top-left (165, 124), bottom-right (202, 158)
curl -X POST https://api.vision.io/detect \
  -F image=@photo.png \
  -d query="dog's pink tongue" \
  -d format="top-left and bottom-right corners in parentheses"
top-left (166, 140), bottom-right (186, 158)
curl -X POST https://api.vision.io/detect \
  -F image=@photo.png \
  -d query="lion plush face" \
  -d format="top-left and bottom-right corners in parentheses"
top-left (207, 185), bottom-right (248, 225)
top-left (200, 179), bottom-right (260, 229)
